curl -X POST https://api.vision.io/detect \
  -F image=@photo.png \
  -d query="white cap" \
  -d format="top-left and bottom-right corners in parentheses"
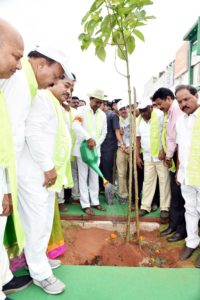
top-left (87, 89), bottom-right (107, 101)
top-left (137, 98), bottom-right (152, 109)
top-left (34, 45), bottom-right (73, 80)
top-left (117, 100), bottom-right (128, 110)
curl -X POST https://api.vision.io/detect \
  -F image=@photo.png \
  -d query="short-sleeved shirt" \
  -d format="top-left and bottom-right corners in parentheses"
top-left (101, 110), bottom-right (119, 152)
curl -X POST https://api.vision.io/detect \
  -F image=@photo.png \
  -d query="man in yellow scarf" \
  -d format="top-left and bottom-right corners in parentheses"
top-left (136, 98), bottom-right (171, 219)
top-left (176, 84), bottom-right (200, 268)
top-left (0, 17), bottom-right (32, 300)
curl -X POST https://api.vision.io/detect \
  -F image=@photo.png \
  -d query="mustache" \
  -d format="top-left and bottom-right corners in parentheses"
top-left (183, 106), bottom-right (190, 110)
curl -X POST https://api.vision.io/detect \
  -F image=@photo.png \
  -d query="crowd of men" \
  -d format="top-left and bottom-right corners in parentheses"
top-left (0, 17), bottom-right (200, 300)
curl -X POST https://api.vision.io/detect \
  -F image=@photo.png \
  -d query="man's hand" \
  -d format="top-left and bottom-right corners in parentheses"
top-left (165, 157), bottom-right (172, 168)
top-left (0, 194), bottom-right (13, 216)
top-left (158, 149), bottom-right (165, 161)
top-left (87, 138), bottom-right (96, 150)
top-left (43, 168), bottom-right (57, 188)
top-left (120, 143), bottom-right (126, 153)
top-left (136, 156), bottom-right (144, 169)
top-left (124, 146), bottom-right (129, 154)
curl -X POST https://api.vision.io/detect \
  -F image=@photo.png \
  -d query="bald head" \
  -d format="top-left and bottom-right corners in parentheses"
top-left (0, 18), bottom-right (24, 79)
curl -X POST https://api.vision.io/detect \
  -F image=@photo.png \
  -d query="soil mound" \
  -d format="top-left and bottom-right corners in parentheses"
top-left (61, 222), bottom-right (195, 268)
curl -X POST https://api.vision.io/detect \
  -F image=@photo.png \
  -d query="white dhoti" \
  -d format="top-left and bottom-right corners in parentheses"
top-left (18, 146), bottom-right (55, 281)
top-left (181, 184), bottom-right (200, 248)
top-left (77, 157), bottom-right (99, 209)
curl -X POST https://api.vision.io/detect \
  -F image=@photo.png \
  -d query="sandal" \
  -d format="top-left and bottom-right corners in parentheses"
top-left (83, 207), bottom-right (95, 216)
top-left (92, 205), bottom-right (106, 211)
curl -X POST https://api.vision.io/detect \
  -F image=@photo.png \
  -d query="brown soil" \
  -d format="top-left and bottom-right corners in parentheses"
top-left (60, 222), bottom-right (196, 268)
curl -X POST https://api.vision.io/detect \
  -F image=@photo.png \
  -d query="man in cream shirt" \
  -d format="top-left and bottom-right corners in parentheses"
top-left (136, 98), bottom-right (171, 219)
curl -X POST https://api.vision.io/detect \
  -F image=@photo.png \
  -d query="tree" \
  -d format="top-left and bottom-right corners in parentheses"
top-left (79, 0), bottom-right (154, 242)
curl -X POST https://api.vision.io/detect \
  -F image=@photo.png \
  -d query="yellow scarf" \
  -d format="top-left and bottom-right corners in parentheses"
top-left (46, 90), bottom-right (73, 191)
top-left (138, 110), bottom-right (160, 157)
top-left (0, 90), bottom-right (24, 252)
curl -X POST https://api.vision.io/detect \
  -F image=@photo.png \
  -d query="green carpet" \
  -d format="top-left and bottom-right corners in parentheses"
top-left (11, 266), bottom-right (200, 300)
top-left (61, 194), bottom-right (160, 217)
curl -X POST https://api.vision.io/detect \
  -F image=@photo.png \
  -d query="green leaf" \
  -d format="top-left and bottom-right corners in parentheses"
top-left (145, 15), bottom-right (156, 20)
top-left (78, 33), bottom-right (87, 41)
top-left (82, 11), bottom-right (91, 25)
top-left (87, 19), bottom-right (98, 36)
top-left (118, 7), bottom-right (132, 16)
top-left (79, 33), bottom-right (92, 50)
top-left (90, 0), bottom-right (104, 13)
top-left (117, 46), bottom-right (126, 60)
top-left (101, 15), bottom-right (111, 32)
top-left (95, 45), bottom-right (106, 61)
top-left (126, 35), bottom-right (135, 54)
top-left (93, 37), bottom-right (103, 47)
top-left (91, 11), bottom-right (101, 22)
top-left (112, 30), bottom-right (121, 44)
top-left (133, 29), bottom-right (145, 41)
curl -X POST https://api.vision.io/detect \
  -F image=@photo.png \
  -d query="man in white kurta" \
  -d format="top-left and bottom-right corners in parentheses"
top-left (17, 78), bottom-right (72, 293)
top-left (175, 84), bottom-right (200, 267)
top-left (136, 99), bottom-right (171, 219)
top-left (0, 18), bottom-right (33, 300)
top-left (2, 46), bottom-right (73, 295)
top-left (72, 89), bottom-right (107, 215)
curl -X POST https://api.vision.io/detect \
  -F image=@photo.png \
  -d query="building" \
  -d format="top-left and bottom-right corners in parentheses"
top-left (143, 17), bottom-right (200, 96)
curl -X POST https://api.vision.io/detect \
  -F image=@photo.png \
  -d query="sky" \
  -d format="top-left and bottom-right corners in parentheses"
top-left (0, 0), bottom-right (199, 101)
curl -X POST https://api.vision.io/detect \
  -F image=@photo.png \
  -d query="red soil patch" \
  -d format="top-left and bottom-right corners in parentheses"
top-left (60, 223), bottom-right (195, 268)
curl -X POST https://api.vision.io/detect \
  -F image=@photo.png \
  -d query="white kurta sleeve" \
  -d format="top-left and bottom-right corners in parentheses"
top-left (25, 92), bottom-right (55, 172)
top-left (72, 107), bottom-right (91, 141)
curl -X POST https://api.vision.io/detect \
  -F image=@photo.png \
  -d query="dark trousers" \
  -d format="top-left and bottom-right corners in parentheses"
top-left (169, 172), bottom-right (186, 236)
top-left (100, 149), bottom-right (116, 184)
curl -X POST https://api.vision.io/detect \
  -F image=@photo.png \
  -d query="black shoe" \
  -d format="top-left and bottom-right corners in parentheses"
top-left (160, 210), bottom-right (169, 219)
top-left (3, 275), bottom-right (32, 294)
top-left (5, 298), bottom-right (13, 300)
top-left (180, 246), bottom-right (196, 260)
top-left (167, 232), bottom-right (185, 242)
top-left (196, 254), bottom-right (200, 268)
top-left (139, 209), bottom-right (149, 217)
top-left (160, 226), bottom-right (175, 237)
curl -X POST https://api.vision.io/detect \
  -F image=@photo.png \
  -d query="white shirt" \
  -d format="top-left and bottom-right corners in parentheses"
top-left (176, 110), bottom-right (198, 184)
top-left (1, 70), bottom-right (31, 161)
top-left (137, 109), bottom-right (164, 162)
top-left (119, 117), bottom-right (131, 147)
top-left (72, 105), bottom-right (107, 157)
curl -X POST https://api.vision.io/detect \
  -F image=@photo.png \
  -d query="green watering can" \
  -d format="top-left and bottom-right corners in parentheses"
top-left (80, 140), bottom-right (117, 204)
